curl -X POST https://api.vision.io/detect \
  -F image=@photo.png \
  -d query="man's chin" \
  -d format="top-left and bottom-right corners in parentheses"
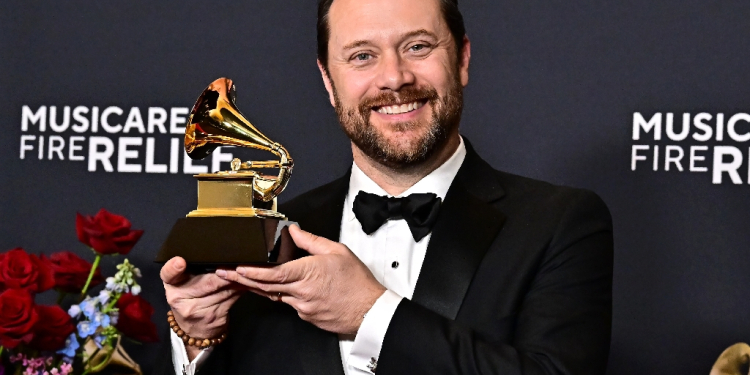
top-left (357, 131), bottom-right (445, 169)
top-left (379, 128), bottom-right (429, 145)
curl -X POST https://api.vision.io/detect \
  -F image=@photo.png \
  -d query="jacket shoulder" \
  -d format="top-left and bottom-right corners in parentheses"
top-left (487, 168), bottom-right (612, 233)
top-left (463, 140), bottom-right (609, 217)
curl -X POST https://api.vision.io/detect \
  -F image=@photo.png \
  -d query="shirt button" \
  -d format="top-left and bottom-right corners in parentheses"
top-left (391, 261), bottom-right (399, 269)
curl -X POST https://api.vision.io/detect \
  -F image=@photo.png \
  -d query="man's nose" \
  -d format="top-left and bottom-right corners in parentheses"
top-left (375, 52), bottom-right (415, 91)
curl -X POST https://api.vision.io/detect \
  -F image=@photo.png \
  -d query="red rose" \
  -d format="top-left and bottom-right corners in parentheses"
top-left (44, 251), bottom-right (103, 293)
top-left (76, 209), bottom-right (144, 255)
top-left (115, 293), bottom-right (159, 343)
top-left (0, 289), bottom-right (39, 349)
top-left (0, 248), bottom-right (55, 293)
top-left (29, 305), bottom-right (75, 351)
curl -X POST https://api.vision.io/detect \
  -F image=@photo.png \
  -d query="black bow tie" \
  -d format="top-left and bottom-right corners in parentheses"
top-left (352, 191), bottom-right (442, 242)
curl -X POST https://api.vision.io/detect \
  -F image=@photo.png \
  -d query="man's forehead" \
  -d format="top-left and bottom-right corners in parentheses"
top-left (327, 0), bottom-right (447, 46)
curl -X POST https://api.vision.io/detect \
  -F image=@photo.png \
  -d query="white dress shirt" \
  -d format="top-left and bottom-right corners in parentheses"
top-left (172, 138), bottom-right (466, 375)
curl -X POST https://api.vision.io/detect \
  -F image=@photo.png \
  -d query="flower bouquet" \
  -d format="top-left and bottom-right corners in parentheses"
top-left (0, 209), bottom-right (158, 375)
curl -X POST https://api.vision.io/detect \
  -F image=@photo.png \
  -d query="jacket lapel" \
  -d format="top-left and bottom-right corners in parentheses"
top-left (293, 172), bottom-right (349, 243)
top-left (290, 173), bottom-right (349, 375)
top-left (411, 143), bottom-right (507, 320)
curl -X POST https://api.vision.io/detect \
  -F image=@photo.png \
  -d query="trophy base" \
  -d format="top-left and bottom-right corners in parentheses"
top-left (186, 207), bottom-right (285, 219)
top-left (155, 217), bottom-right (299, 273)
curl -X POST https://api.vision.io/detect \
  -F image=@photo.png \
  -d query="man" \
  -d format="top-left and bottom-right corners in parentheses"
top-left (157, 0), bottom-right (613, 374)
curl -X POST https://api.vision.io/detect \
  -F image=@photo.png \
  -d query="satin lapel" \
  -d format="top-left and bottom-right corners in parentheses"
top-left (292, 173), bottom-right (348, 375)
top-left (411, 144), bottom-right (506, 320)
top-left (293, 173), bottom-right (349, 243)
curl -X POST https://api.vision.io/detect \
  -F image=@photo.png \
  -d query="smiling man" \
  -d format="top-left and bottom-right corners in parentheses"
top-left (158, 0), bottom-right (614, 374)
top-left (321, 0), bottom-right (466, 177)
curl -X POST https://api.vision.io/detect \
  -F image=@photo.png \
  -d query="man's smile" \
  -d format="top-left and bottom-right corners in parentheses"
top-left (373, 100), bottom-right (428, 115)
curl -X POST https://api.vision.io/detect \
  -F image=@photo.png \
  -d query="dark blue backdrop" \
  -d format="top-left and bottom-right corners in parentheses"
top-left (2, 1), bottom-right (749, 374)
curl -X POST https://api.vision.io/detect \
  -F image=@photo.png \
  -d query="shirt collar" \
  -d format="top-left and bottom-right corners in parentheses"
top-left (344, 137), bottom-right (467, 222)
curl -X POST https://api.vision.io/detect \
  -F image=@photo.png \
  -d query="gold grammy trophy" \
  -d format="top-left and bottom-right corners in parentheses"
top-left (156, 78), bottom-right (298, 270)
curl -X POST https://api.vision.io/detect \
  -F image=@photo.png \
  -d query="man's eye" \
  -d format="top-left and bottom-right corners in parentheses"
top-left (354, 53), bottom-right (371, 61)
top-left (410, 44), bottom-right (425, 51)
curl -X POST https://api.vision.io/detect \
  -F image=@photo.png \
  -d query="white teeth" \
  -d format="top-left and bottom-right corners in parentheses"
top-left (376, 101), bottom-right (423, 115)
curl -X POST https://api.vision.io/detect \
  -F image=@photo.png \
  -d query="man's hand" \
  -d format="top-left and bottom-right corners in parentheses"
top-left (218, 225), bottom-right (387, 335)
top-left (161, 257), bottom-right (245, 360)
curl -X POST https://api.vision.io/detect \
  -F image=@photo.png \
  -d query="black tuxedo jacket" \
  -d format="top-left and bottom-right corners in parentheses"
top-left (156, 142), bottom-right (613, 375)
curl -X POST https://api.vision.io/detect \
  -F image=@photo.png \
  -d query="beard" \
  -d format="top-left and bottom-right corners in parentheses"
top-left (332, 75), bottom-right (463, 170)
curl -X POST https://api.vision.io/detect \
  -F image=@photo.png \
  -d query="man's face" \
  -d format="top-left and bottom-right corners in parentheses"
top-left (320, 0), bottom-right (470, 169)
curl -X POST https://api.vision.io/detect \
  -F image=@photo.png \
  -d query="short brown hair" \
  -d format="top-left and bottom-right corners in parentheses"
top-left (317, 0), bottom-right (466, 70)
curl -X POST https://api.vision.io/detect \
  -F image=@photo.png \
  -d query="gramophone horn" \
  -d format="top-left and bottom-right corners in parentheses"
top-left (185, 78), bottom-right (293, 202)
top-left (83, 336), bottom-right (142, 375)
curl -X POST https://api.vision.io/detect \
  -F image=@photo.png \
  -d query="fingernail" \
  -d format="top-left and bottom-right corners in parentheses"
top-left (216, 269), bottom-right (227, 278)
top-left (236, 267), bottom-right (245, 276)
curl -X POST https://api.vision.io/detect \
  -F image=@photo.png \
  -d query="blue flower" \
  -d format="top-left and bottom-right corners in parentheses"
top-left (79, 297), bottom-right (98, 319)
top-left (77, 320), bottom-right (99, 338)
top-left (93, 312), bottom-right (111, 328)
top-left (68, 304), bottom-right (82, 318)
top-left (57, 333), bottom-right (80, 359)
top-left (98, 290), bottom-right (111, 304)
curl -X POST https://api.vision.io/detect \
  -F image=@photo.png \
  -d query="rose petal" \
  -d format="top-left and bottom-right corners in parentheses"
top-left (29, 305), bottom-right (75, 351)
top-left (88, 236), bottom-right (119, 255)
top-left (115, 293), bottom-right (159, 342)
top-left (75, 213), bottom-right (93, 248)
top-left (47, 252), bottom-right (102, 294)
top-left (0, 289), bottom-right (39, 349)
top-left (95, 209), bottom-right (131, 237)
top-left (78, 210), bottom-right (143, 255)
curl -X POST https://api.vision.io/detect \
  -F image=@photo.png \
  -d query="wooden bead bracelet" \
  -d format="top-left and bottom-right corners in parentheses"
top-left (167, 310), bottom-right (227, 349)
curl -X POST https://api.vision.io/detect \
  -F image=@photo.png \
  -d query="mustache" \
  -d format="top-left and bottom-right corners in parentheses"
top-left (359, 86), bottom-right (440, 111)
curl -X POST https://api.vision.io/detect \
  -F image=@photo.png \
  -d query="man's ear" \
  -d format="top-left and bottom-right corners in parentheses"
top-left (317, 59), bottom-right (337, 107)
top-left (459, 35), bottom-right (471, 87)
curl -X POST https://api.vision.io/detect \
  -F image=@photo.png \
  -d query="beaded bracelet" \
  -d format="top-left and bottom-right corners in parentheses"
top-left (167, 310), bottom-right (227, 349)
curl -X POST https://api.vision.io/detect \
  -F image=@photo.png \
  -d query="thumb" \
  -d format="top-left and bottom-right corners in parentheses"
top-left (288, 224), bottom-right (336, 256)
top-left (160, 256), bottom-right (190, 285)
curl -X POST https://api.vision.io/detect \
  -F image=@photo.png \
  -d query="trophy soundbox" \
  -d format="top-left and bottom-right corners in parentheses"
top-left (156, 78), bottom-right (298, 271)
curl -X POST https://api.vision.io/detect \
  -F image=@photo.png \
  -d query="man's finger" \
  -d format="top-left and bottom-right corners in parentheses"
top-left (288, 224), bottom-right (336, 256)
top-left (259, 290), bottom-right (301, 306)
top-left (184, 274), bottom-right (236, 298)
top-left (220, 270), bottom-right (298, 295)
top-left (161, 256), bottom-right (190, 285)
top-left (192, 285), bottom-right (246, 307)
top-left (244, 285), bottom-right (302, 305)
top-left (225, 267), bottom-right (303, 289)
top-left (235, 257), bottom-right (312, 284)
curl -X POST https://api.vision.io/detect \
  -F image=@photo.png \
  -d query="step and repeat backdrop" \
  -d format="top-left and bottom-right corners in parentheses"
top-left (2, 1), bottom-right (749, 374)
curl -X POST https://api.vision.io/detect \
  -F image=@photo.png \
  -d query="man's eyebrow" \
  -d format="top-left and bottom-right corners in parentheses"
top-left (401, 29), bottom-right (438, 41)
top-left (341, 30), bottom-right (439, 51)
top-left (343, 40), bottom-right (371, 51)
